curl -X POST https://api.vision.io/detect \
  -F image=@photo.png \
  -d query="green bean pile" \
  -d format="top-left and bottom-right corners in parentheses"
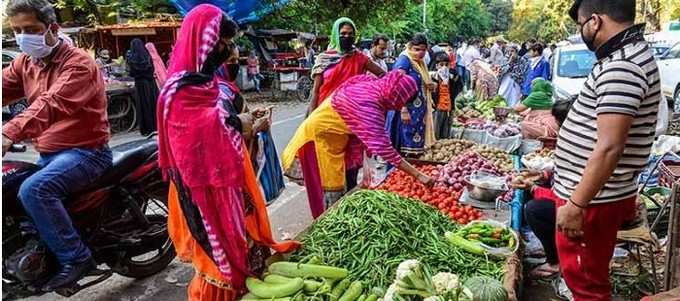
top-left (291, 190), bottom-right (504, 289)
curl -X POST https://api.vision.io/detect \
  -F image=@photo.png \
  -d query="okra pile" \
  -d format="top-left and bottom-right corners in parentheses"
top-left (291, 190), bottom-right (504, 289)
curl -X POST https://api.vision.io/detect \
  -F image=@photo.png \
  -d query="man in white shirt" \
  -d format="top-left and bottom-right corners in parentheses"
top-left (365, 34), bottom-right (389, 72)
top-left (489, 38), bottom-right (507, 66)
top-left (461, 39), bottom-right (482, 89)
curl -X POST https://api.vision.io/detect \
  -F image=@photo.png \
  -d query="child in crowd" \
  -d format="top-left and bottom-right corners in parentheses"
top-left (431, 52), bottom-right (463, 139)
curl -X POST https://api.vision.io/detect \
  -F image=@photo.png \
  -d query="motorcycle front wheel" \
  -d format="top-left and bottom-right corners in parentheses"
top-left (114, 182), bottom-right (176, 279)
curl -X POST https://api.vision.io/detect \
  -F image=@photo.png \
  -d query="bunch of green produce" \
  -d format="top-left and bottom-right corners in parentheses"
top-left (291, 190), bottom-right (504, 289)
top-left (444, 223), bottom-right (515, 257)
top-left (242, 261), bottom-right (380, 301)
top-left (474, 96), bottom-right (507, 119)
top-left (455, 93), bottom-right (476, 110)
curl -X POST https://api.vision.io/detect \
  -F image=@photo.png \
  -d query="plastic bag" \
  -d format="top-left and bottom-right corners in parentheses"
top-left (520, 139), bottom-right (543, 156)
top-left (484, 133), bottom-right (522, 153)
top-left (521, 154), bottom-right (555, 171)
top-left (360, 154), bottom-right (391, 189)
top-left (256, 131), bottom-right (286, 204)
top-left (461, 128), bottom-right (487, 144)
top-left (460, 220), bottom-right (519, 258)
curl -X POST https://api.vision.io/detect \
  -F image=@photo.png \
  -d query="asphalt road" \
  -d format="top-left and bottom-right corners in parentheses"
top-left (10, 100), bottom-right (313, 301)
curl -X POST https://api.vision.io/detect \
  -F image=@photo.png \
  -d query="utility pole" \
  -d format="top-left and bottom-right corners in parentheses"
top-left (423, 0), bottom-right (427, 32)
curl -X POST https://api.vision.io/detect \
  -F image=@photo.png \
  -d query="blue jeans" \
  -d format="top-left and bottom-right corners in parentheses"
top-left (249, 73), bottom-right (264, 92)
top-left (18, 147), bottom-right (112, 265)
top-left (456, 65), bottom-right (469, 90)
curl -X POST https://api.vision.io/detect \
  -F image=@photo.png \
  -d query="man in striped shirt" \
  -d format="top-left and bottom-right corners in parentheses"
top-left (554, 0), bottom-right (660, 299)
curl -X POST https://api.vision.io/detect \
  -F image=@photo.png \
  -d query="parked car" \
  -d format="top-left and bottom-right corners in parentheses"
top-left (550, 43), bottom-right (596, 101)
top-left (650, 42), bottom-right (672, 58)
top-left (658, 42), bottom-right (680, 112)
top-left (2, 49), bottom-right (20, 69)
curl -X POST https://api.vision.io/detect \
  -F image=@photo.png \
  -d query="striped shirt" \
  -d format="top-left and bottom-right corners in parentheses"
top-left (554, 27), bottom-right (660, 204)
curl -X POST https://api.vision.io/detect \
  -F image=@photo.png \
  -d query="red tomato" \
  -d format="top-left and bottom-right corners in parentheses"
top-left (457, 218), bottom-right (467, 224)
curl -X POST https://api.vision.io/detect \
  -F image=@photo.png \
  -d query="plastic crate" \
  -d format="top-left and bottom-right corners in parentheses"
top-left (659, 159), bottom-right (680, 187)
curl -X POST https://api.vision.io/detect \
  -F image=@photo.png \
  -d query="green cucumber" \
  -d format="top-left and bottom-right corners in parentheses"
top-left (445, 231), bottom-right (485, 255)
top-left (240, 293), bottom-right (291, 301)
top-left (265, 274), bottom-right (295, 284)
top-left (370, 287), bottom-right (385, 298)
top-left (269, 262), bottom-right (349, 279)
top-left (330, 278), bottom-right (352, 301)
top-left (356, 294), bottom-right (367, 301)
top-left (303, 280), bottom-right (323, 293)
top-left (246, 277), bottom-right (304, 298)
top-left (365, 294), bottom-right (378, 301)
top-left (339, 281), bottom-right (363, 301)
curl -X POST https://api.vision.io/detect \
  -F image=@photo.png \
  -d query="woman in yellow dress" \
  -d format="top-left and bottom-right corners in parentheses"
top-left (283, 71), bottom-right (435, 218)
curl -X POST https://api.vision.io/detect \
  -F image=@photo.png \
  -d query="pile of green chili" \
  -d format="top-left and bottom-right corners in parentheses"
top-left (291, 190), bottom-right (504, 289)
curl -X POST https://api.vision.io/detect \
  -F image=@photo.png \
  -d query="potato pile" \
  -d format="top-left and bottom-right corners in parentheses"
top-left (523, 148), bottom-right (554, 161)
top-left (475, 145), bottom-right (514, 171)
top-left (420, 139), bottom-right (476, 162)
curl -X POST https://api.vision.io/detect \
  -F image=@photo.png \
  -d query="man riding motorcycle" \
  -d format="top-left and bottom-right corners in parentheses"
top-left (3, 0), bottom-right (112, 291)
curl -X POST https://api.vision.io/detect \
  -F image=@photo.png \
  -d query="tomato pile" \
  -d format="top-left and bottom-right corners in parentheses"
top-left (377, 164), bottom-right (483, 224)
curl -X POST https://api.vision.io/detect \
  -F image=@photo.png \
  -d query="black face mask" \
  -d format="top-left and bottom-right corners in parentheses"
top-left (580, 16), bottom-right (600, 52)
top-left (339, 36), bottom-right (355, 52)
top-left (227, 63), bottom-right (240, 81)
top-left (201, 43), bottom-right (231, 75)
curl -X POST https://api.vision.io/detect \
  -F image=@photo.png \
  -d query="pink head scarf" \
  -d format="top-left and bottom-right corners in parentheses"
top-left (156, 4), bottom-right (236, 178)
top-left (145, 42), bottom-right (167, 88)
top-left (331, 71), bottom-right (417, 166)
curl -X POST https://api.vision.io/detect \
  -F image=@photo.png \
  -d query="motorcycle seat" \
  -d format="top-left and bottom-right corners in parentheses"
top-left (91, 138), bottom-right (158, 188)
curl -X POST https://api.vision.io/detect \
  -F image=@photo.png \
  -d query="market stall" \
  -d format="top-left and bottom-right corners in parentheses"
top-left (242, 108), bottom-right (529, 301)
top-left (254, 189), bottom-right (522, 301)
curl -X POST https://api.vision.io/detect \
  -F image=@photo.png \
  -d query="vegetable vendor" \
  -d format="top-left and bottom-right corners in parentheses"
top-left (514, 78), bottom-right (560, 139)
top-left (156, 5), bottom-right (299, 300)
top-left (511, 102), bottom-right (571, 281)
top-left (308, 17), bottom-right (386, 191)
top-left (283, 71), bottom-right (435, 218)
top-left (386, 33), bottom-right (436, 156)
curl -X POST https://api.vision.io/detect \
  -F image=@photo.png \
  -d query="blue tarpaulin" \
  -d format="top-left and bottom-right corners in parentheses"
top-left (170, 0), bottom-right (289, 24)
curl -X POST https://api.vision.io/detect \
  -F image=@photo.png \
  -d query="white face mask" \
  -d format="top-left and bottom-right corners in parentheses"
top-left (15, 30), bottom-right (57, 59)
top-left (437, 66), bottom-right (450, 80)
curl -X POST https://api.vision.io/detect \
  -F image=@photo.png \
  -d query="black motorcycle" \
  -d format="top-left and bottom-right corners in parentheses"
top-left (2, 135), bottom-right (175, 299)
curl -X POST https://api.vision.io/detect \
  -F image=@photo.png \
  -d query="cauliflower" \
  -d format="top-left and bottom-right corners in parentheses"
top-left (392, 259), bottom-right (436, 297)
top-left (396, 259), bottom-right (422, 282)
top-left (431, 272), bottom-right (460, 294)
top-left (383, 283), bottom-right (398, 301)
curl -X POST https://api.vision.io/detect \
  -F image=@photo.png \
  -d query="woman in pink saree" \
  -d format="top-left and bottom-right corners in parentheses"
top-left (157, 5), bottom-right (298, 300)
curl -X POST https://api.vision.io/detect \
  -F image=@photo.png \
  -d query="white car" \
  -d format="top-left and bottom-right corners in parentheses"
top-left (550, 44), bottom-right (596, 101)
top-left (657, 42), bottom-right (680, 112)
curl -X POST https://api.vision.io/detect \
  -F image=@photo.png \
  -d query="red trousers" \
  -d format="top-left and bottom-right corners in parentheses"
top-left (555, 196), bottom-right (636, 301)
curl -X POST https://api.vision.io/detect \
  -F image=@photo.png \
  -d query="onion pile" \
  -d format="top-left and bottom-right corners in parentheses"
top-left (436, 152), bottom-right (502, 191)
